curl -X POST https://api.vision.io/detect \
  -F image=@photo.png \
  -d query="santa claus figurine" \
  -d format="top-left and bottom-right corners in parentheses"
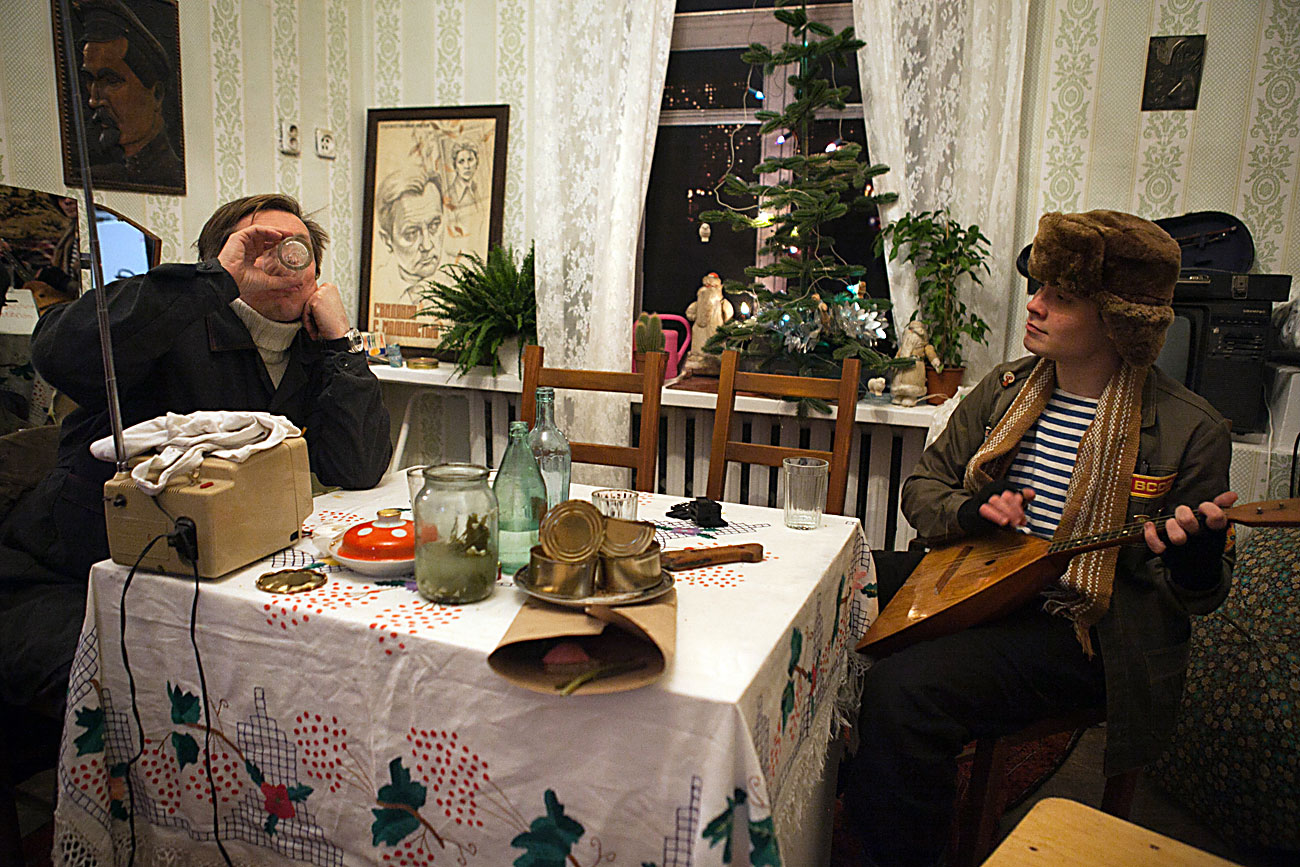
top-left (682, 273), bottom-right (734, 377)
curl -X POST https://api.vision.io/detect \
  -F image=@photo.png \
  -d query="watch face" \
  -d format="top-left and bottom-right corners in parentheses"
top-left (346, 329), bottom-right (364, 352)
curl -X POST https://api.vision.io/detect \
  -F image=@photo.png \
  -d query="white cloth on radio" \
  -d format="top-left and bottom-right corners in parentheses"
top-left (90, 411), bottom-right (301, 495)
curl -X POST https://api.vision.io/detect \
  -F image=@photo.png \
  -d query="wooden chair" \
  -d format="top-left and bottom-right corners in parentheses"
top-left (706, 349), bottom-right (861, 515)
top-left (952, 707), bottom-right (1141, 867)
top-left (520, 345), bottom-right (666, 492)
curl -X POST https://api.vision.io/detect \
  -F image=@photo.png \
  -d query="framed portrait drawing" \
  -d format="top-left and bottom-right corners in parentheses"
top-left (50, 0), bottom-right (187, 196)
top-left (359, 105), bottom-right (509, 349)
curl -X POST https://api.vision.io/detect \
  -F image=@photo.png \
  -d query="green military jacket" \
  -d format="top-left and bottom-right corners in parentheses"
top-left (902, 355), bottom-right (1233, 774)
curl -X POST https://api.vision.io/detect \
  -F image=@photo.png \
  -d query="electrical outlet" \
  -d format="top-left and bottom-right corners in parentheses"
top-left (278, 121), bottom-right (300, 156)
top-left (315, 128), bottom-right (337, 159)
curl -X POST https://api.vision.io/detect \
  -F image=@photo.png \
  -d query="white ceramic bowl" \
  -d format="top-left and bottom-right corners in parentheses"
top-left (327, 545), bottom-right (416, 577)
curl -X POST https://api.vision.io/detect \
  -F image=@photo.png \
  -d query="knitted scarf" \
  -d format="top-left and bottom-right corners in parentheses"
top-left (963, 358), bottom-right (1147, 654)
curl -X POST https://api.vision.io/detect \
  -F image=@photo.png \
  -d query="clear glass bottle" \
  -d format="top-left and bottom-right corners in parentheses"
top-left (413, 463), bottom-right (498, 604)
top-left (528, 386), bottom-right (571, 510)
top-left (493, 421), bottom-right (547, 575)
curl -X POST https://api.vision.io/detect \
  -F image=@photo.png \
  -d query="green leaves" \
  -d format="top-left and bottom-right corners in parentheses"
top-left (167, 682), bottom-right (200, 725)
top-left (510, 789), bottom-right (584, 867)
top-left (415, 242), bottom-right (537, 376)
top-left (378, 757), bottom-right (426, 809)
top-left (73, 706), bottom-right (105, 755)
top-left (370, 758), bottom-right (427, 847)
top-left (878, 209), bottom-right (992, 368)
top-left (171, 732), bottom-right (199, 771)
top-left (703, 788), bottom-right (746, 863)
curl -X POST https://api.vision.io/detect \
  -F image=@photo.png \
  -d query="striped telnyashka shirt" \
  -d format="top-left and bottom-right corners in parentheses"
top-left (1003, 390), bottom-right (1098, 539)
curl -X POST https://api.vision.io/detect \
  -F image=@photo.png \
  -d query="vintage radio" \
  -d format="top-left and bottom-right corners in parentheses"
top-left (104, 436), bottom-right (313, 578)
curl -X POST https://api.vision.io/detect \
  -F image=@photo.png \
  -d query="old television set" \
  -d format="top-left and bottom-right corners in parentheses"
top-left (1153, 298), bottom-right (1274, 433)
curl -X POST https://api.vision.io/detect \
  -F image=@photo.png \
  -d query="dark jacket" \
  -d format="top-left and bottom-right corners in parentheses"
top-left (0, 261), bottom-right (391, 584)
top-left (902, 356), bottom-right (1233, 774)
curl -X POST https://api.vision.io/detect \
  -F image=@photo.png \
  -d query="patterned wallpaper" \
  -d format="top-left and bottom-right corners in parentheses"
top-left (1021, 0), bottom-right (1300, 287)
top-left (0, 0), bottom-right (533, 322)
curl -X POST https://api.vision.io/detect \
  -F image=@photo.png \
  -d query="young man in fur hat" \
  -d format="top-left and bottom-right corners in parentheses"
top-left (842, 210), bottom-right (1236, 867)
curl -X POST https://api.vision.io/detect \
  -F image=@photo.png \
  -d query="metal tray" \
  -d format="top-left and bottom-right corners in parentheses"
top-left (514, 565), bottom-right (673, 608)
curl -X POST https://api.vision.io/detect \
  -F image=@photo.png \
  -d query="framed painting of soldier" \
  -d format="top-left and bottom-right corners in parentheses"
top-left (50, 0), bottom-right (187, 196)
top-left (358, 105), bottom-right (509, 349)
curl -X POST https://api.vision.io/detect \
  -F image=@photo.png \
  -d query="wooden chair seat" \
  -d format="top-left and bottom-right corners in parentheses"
top-left (520, 345), bottom-right (666, 492)
top-left (705, 349), bottom-right (861, 515)
top-left (952, 707), bottom-right (1141, 867)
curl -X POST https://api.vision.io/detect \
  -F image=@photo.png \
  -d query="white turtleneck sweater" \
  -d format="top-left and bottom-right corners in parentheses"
top-left (229, 298), bottom-right (301, 388)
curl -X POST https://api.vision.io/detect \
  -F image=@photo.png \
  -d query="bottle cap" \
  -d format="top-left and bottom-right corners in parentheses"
top-left (539, 499), bottom-right (604, 563)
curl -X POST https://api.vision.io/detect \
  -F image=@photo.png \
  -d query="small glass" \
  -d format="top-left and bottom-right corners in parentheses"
top-left (413, 463), bottom-right (498, 604)
top-left (592, 489), bottom-right (638, 521)
top-left (783, 457), bottom-right (829, 530)
top-left (405, 465), bottom-right (429, 506)
top-left (276, 235), bottom-right (313, 270)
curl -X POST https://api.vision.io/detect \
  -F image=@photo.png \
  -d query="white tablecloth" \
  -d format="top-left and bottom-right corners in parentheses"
top-left (53, 477), bottom-right (876, 866)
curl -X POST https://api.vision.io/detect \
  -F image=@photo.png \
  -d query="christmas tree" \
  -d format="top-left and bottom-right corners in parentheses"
top-left (699, 0), bottom-right (905, 387)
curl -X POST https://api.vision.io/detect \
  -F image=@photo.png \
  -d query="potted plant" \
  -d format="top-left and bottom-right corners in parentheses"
top-left (695, 0), bottom-right (909, 409)
top-left (875, 209), bottom-right (991, 402)
top-left (416, 243), bottom-right (536, 377)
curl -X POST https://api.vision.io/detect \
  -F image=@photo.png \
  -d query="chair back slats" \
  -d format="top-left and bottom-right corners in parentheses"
top-left (520, 344), bottom-right (666, 491)
top-left (707, 349), bottom-right (860, 515)
top-left (725, 441), bottom-right (832, 469)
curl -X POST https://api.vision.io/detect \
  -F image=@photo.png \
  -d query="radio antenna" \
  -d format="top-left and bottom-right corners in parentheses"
top-left (57, 0), bottom-right (127, 473)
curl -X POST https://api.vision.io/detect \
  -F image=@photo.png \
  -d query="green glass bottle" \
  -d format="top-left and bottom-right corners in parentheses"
top-left (493, 421), bottom-right (547, 575)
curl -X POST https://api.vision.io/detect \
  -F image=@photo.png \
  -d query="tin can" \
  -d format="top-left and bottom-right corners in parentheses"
top-left (600, 542), bottom-right (663, 593)
top-left (539, 499), bottom-right (604, 563)
top-left (522, 545), bottom-right (597, 598)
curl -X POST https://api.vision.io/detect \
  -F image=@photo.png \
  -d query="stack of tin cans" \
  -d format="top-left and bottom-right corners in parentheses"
top-left (522, 499), bottom-right (662, 598)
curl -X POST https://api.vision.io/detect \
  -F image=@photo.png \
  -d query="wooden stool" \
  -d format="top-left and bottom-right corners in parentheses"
top-left (952, 708), bottom-right (1141, 867)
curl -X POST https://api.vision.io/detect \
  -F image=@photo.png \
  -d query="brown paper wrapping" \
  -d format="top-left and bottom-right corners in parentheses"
top-left (487, 591), bottom-right (676, 695)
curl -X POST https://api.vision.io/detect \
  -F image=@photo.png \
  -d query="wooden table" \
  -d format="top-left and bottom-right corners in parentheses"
top-left (983, 798), bottom-right (1242, 866)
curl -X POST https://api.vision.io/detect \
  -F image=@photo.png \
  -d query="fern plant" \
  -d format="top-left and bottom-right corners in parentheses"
top-left (416, 243), bottom-right (537, 376)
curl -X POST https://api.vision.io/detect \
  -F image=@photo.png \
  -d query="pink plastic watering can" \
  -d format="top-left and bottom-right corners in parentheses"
top-left (633, 313), bottom-right (692, 379)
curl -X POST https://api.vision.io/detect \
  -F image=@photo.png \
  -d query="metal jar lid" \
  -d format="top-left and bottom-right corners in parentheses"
top-left (539, 499), bottom-right (605, 563)
top-left (599, 517), bottom-right (656, 558)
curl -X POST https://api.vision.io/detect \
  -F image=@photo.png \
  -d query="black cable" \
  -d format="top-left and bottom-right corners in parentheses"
top-left (1290, 424), bottom-right (1300, 498)
top-left (189, 555), bottom-right (233, 865)
top-left (120, 532), bottom-right (167, 867)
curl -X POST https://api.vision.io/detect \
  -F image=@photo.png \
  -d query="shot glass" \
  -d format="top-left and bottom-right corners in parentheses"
top-left (591, 488), bottom-right (638, 521)
top-left (783, 457), bottom-right (829, 530)
top-left (406, 465), bottom-right (430, 507)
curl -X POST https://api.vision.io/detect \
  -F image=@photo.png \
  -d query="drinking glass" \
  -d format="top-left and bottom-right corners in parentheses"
top-left (592, 489), bottom-right (638, 521)
top-left (406, 465), bottom-right (429, 507)
top-left (783, 457), bottom-right (829, 530)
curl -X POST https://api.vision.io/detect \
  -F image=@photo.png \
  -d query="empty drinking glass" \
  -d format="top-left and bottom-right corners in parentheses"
top-left (783, 457), bottom-right (829, 530)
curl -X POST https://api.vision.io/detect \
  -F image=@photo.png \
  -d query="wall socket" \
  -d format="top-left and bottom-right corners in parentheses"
top-left (315, 128), bottom-right (337, 159)
top-left (278, 121), bottom-right (300, 156)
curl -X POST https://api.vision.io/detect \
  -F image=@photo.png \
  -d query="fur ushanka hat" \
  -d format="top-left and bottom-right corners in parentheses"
top-left (1026, 210), bottom-right (1182, 368)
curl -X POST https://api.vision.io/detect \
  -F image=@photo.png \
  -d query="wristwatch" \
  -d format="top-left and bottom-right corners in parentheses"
top-left (327, 328), bottom-right (365, 354)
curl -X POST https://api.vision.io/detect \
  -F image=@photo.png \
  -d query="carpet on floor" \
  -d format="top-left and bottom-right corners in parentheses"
top-left (831, 728), bottom-right (1084, 866)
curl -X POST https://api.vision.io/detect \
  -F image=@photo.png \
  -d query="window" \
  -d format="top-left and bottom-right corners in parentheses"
top-left (639, 2), bottom-right (887, 319)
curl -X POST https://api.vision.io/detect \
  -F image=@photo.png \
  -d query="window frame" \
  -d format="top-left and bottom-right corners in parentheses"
top-left (639, 3), bottom-right (863, 309)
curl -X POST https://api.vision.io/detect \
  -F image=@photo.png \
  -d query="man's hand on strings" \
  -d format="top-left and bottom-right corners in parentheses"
top-left (1143, 491), bottom-right (1238, 555)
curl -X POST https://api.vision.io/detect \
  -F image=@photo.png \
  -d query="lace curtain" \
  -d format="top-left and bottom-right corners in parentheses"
top-left (854, 0), bottom-right (1030, 377)
top-left (527, 1), bottom-right (675, 485)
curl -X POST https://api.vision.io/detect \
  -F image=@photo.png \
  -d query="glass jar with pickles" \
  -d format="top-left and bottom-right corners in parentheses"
top-left (412, 463), bottom-right (498, 603)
